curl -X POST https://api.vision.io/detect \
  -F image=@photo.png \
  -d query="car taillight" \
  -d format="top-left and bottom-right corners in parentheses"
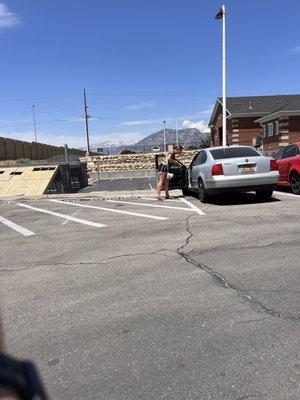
top-left (211, 163), bottom-right (224, 175)
top-left (270, 159), bottom-right (278, 171)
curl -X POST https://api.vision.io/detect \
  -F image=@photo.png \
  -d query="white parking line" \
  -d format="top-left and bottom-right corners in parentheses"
top-left (49, 199), bottom-right (168, 221)
top-left (274, 191), bottom-right (300, 199)
top-left (61, 209), bottom-right (81, 225)
top-left (140, 197), bottom-right (182, 203)
top-left (17, 203), bottom-right (106, 228)
top-left (106, 199), bottom-right (193, 212)
top-left (0, 216), bottom-right (35, 237)
top-left (179, 198), bottom-right (206, 216)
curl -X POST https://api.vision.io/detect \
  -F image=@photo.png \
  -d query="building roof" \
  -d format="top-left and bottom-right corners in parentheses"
top-left (208, 94), bottom-right (300, 127)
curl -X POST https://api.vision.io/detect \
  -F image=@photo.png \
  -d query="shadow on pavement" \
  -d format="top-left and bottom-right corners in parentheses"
top-left (188, 191), bottom-right (281, 206)
top-left (275, 186), bottom-right (294, 194)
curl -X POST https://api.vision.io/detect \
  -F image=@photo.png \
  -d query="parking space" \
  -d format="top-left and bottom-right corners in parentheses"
top-left (0, 191), bottom-right (298, 255)
top-left (1, 192), bottom-right (299, 399)
top-left (0, 196), bottom-right (204, 238)
top-left (81, 176), bottom-right (157, 192)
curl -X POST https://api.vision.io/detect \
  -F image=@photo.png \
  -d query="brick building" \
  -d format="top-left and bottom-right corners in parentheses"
top-left (208, 94), bottom-right (300, 153)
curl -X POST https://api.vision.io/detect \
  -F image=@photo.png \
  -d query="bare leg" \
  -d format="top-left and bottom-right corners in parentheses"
top-left (164, 178), bottom-right (169, 199)
top-left (156, 173), bottom-right (166, 199)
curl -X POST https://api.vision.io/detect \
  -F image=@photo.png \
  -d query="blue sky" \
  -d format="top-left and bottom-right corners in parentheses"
top-left (0, 0), bottom-right (299, 148)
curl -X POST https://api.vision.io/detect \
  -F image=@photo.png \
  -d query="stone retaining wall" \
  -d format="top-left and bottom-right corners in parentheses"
top-left (82, 150), bottom-right (198, 172)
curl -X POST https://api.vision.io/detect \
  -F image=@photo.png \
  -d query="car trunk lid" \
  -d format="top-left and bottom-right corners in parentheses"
top-left (213, 156), bottom-right (270, 176)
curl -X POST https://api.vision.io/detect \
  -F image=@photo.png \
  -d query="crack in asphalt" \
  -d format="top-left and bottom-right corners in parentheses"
top-left (2, 212), bottom-right (298, 321)
top-left (176, 214), bottom-right (194, 253)
top-left (175, 215), bottom-right (299, 321)
top-left (0, 249), bottom-right (172, 273)
top-left (186, 237), bottom-right (300, 257)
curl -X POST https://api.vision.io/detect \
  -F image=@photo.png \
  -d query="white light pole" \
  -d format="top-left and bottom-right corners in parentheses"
top-left (163, 120), bottom-right (166, 152)
top-left (175, 117), bottom-right (179, 145)
top-left (32, 104), bottom-right (37, 142)
top-left (216, 4), bottom-right (227, 146)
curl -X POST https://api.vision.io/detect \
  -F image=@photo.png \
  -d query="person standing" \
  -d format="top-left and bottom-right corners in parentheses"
top-left (156, 145), bottom-right (183, 200)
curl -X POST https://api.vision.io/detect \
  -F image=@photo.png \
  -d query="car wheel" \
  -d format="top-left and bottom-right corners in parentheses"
top-left (182, 187), bottom-right (189, 196)
top-left (290, 172), bottom-right (300, 195)
top-left (198, 178), bottom-right (208, 203)
top-left (256, 189), bottom-right (273, 201)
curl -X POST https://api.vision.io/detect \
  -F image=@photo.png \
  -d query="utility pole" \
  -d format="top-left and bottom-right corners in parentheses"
top-left (97, 160), bottom-right (101, 191)
top-left (215, 4), bottom-right (227, 146)
top-left (163, 120), bottom-right (166, 152)
top-left (64, 144), bottom-right (69, 164)
top-left (83, 88), bottom-right (91, 155)
top-left (175, 117), bottom-right (179, 145)
top-left (222, 4), bottom-right (226, 147)
top-left (32, 104), bottom-right (37, 142)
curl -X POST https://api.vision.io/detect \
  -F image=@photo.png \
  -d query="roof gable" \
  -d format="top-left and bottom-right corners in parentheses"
top-left (208, 94), bottom-right (300, 127)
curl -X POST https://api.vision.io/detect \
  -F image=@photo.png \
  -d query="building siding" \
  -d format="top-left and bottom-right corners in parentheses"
top-left (289, 116), bottom-right (300, 143)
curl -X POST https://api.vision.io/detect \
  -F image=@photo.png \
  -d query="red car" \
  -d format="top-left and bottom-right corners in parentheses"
top-left (275, 142), bottom-right (300, 194)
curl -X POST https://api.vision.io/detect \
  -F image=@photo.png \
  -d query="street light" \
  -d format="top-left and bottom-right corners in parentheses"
top-left (163, 120), bottom-right (166, 152)
top-left (215, 4), bottom-right (227, 146)
top-left (32, 104), bottom-right (37, 142)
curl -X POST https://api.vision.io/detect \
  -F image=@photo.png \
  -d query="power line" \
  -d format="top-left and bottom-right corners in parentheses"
top-left (0, 91), bottom-right (221, 103)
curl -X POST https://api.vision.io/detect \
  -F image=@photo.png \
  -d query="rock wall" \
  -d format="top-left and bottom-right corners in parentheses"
top-left (82, 150), bottom-right (198, 172)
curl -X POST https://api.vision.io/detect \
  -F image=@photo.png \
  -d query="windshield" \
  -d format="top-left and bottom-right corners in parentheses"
top-left (210, 147), bottom-right (261, 160)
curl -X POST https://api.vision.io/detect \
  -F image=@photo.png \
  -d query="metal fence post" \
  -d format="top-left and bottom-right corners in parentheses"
top-left (97, 160), bottom-right (100, 191)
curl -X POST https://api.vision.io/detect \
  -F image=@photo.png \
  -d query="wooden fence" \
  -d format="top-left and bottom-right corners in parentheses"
top-left (0, 136), bottom-right (85, 161)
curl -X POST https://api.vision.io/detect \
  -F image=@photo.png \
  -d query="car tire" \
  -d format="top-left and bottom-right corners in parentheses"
top-left (256, 189), bottom-right (273, 201)
top-left (182, 187), bottom-right (190, 196)
top-left (198, 178), bottom-right (208, 203)
top-left (290, 171), bottom-right (300, 195)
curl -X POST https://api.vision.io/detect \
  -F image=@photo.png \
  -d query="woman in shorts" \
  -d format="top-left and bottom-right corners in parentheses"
top-left (156, 145), bottom-right (183, 200)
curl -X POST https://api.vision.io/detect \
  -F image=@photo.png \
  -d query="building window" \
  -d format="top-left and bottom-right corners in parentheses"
top-left (262, 125), bottom-right (266, 138)
top-left (267, 123), bottom-right (273, 137)
top-left (275, 121), bottom-right (279, 135)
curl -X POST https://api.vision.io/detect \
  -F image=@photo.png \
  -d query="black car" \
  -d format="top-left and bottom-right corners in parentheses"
top-left (155, 154), bottom-right (188, 194)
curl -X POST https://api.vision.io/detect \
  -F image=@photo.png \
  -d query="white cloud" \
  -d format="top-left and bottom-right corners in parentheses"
top-left (122, 118), bottom-right (162, 126)
top-left (1, 131), bottom-right (87, 148)
top-left (182, 120), bottom-right (210, 133)
top-left (122, 117), bottom-right (175, 126)
top-left (125, 101), bottom-right (156, 110)
top-left (176, 107), bottom-right (213, 121)
top-left (0, 130), bottom-right (144, 148)
top-left (0, 3), bottom-right (20, 28)
top-left (91, 131), bottom-right (144, 145)
top-left (198, 107), bottom-right (214, 116)
top-left (290, 45), bottom-right (300, 54)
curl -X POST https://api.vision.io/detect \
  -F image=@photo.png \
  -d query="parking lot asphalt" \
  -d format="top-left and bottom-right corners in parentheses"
top-left (81, 177), bottom-right (157, 192)
top-left (0, 191), bottom-right (299, 399)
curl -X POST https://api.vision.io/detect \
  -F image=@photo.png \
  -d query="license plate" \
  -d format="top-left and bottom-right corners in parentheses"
top-left (240, 166), bottom-right (255, 173)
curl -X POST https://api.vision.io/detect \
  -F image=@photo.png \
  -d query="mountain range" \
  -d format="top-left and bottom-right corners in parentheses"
top-left (88, 128), bottom-right (209, 152)
top-left (136, 128), bottom-right (209, 147)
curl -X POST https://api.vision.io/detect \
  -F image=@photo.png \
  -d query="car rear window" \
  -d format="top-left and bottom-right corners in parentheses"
top-left (210, 147), bottom-right (260, 160)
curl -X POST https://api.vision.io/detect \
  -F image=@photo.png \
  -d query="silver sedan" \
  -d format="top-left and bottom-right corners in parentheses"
top-left (186, 146), bottom-right (279, 202)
